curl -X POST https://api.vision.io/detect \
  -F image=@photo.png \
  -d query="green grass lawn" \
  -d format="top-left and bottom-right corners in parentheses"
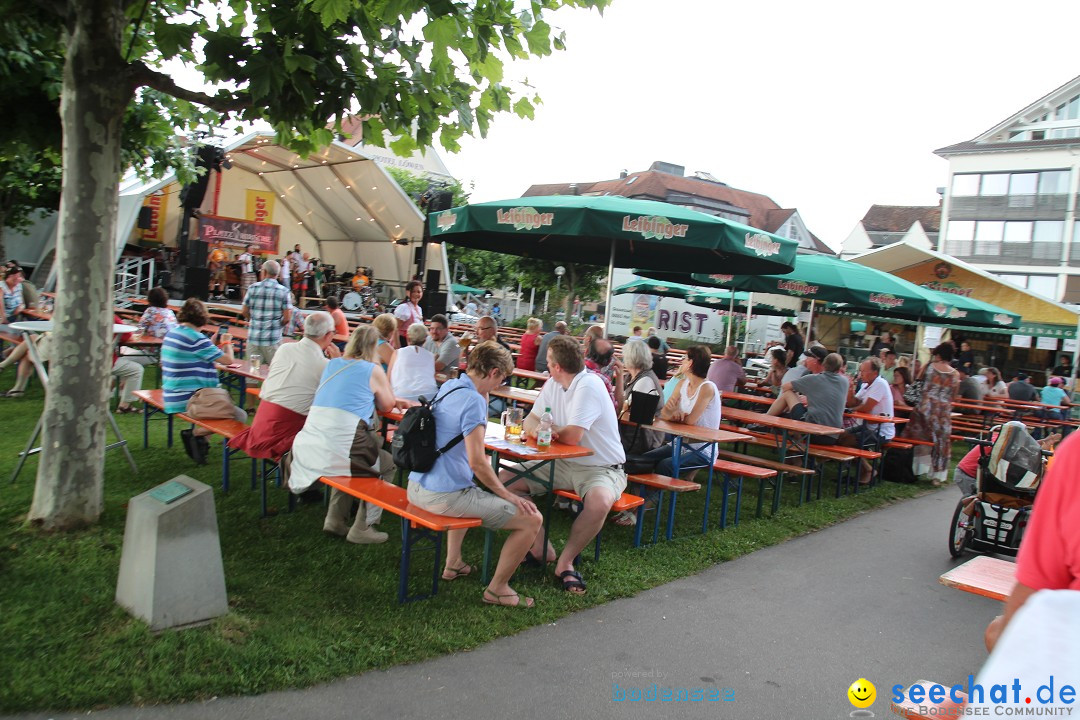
top-left (0, 372), bottom-right (953, 713)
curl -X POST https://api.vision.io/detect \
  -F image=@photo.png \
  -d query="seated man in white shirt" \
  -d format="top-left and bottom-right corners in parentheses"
top-left (230, 312), bottom-right (341, 460)
top-left (838, 355), bottom-right (895, 485)
top-left (506, 336), bottom-right (627, 596)
top-left (424, 313), bottom-right (462, 376)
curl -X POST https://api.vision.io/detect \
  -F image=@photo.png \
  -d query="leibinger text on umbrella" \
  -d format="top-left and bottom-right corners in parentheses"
top-left (495, 207), bottom-right (554, 231)
top-left (869, 293), bottom-right (905, 309)
top-left (435, 211), bottom-right (458, 231)
top-left (777, 279), bottom-right (819, 296)
top-left (621, 215), bottom-right (690, 240)
top-left (744, 232), bottom-right (782, 257)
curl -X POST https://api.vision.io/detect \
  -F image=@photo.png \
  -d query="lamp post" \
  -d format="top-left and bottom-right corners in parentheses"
top-left (555, 265), bottom-right (565, 290)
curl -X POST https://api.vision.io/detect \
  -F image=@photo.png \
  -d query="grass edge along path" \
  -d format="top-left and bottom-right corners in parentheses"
top-left (0, 380), bottom-right (946, 713)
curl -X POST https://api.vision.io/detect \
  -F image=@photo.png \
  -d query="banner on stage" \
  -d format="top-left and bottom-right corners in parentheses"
top-left (140, 192), bottom-right (168, 244)
top-left (198, 214), bottom-right (280, 254)
top-left (244, 189), bottom-right (276, 224)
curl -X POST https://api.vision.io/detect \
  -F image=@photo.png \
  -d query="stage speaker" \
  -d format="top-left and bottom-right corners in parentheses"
top-left (426, 292), bottom-right (448, 319)
top-left (428, 191), bottom-right (454, 212)
top-left (137, 206), bottom-right (153, 230)
top-left (425, 269), bottom-right (441, 291)
top-left (182, 267), bottom-right (211, 301)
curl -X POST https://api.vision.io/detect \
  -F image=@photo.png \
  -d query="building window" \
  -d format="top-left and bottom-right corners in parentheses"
top-left (1039, 170), bottom-right (1070, 195)
top-left (951, 175), bottom-right (980, 197)
top-left (1028, 275), bottom-right (1059, 300)
top-left (1033, 220), bottom-right (1064, 243)
top-left (1003, 221), bottom-right (1032, 243)
top-left (997, 273), bottom-right (1028, 287)
top-left (947, 220), bottom-right (975, 241)
top-left (980, 174), bottom-right (1009, 196)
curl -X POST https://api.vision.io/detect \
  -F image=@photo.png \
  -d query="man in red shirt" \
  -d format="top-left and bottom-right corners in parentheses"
top-left (985, 432), bottom-right (1080, 650)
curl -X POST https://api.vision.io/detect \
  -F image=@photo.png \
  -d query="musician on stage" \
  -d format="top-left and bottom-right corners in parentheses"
top-left (351, 266), bottom-right (370, 290)
top-left (292, 251), bottom-right (313, 308)
top-left (237, 244), bottom-right (257, 294)
top-left (208, 246), bottom-right (228, 300)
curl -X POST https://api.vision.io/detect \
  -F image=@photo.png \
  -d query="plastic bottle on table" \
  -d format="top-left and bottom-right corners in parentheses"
top-left (537, 406), bottom-right (553, 448)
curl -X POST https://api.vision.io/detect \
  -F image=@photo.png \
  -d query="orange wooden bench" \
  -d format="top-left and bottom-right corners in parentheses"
top-left (133, 388), bottom-right (255, 494)
top-left (625, 472), bottom-right (701, 544)
top-left (712, 450), bottom-right (811, 518)
top-left (320, 475), bottom-right (481, 603)
top-left (892, 680), bottom-right (968, 719)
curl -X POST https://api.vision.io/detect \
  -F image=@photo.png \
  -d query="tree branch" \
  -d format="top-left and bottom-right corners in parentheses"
top-left (128, 62), bottom-right (252, 114)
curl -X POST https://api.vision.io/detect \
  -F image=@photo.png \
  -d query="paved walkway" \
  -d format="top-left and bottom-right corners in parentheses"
top-left (14, 489), bottom-right (1003, 720)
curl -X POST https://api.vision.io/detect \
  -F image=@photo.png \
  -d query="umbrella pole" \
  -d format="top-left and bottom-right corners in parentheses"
top-left (603, 240), bottom-right (616, 338)
top-left (806, 299), bottom-right (816, 344)
top-left (744, 292), bottom-right (754, 352)
top-left (725, 291), bottom-right (736, 347)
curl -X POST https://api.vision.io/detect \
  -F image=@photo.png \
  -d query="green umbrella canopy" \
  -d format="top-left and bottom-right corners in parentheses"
top-left (637, 254), bottom-right (956, 323)
top-left (824, 288), bottom-right (1020, 329)
top-left (613, 280), bottom-right (788, 316)
top-left (429, 195), bottom-right (799, 275)
top-left (450, 283), bottom-right (485, 295)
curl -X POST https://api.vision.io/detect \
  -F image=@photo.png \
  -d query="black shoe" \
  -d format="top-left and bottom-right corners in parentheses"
top-left (180, 429), bottom-right (197, 460)
top-left (192, 435), bottom-right (210, 465)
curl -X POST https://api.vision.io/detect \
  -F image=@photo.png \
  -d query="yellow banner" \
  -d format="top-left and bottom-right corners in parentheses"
top-left (245, 189), bottom-right (275, 224)
top-left (894, 259), bottom-right (1077, 327)
top-left (140, 192), bottom-right (168, 244)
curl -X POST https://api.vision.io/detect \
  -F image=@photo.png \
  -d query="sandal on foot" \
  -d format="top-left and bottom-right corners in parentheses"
top-left (3, 390), bottom-right (25, 398)
top-left (482, 589), bottom-right (534, 608)
top-left (557, 569), bottom-right (587, 595)
top-left (441, 563), bottom-right (473, 581)
top-left (610, 510), bottom-right (637, 527)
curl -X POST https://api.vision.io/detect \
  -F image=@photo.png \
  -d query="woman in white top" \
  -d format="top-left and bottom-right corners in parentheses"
top-left (984, 366), bottom-right (1008, 400)
top-left (391, 322), bottom-right (439, 402)
top-left (638, 344), bottom-right (721, 476)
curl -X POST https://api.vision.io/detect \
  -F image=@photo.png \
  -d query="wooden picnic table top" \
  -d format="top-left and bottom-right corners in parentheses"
top-left (939, 555), bottom-right (1016, 602)
top-left (721, 390), bottom-right (773, 406)
top-left (512, 368), bottom-right (549, 382)
top-left (218, 359), bottom-right (270, 382)
top-left (721, 406), bottom-right (844, 436)
top-left (482, 421), bottom-right (594, 462)
top-left (845, 410), bottom-right (908, 424)
top-left (645, 418), bottom-right (751, 444)
top-left (1000, 396), bottom-right (1074, 410)
top-left (490, 386), bottom-right (540, 405)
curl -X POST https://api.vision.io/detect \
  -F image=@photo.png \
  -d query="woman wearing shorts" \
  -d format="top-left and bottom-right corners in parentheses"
top-left (407, 341), bottom-right (543, 608)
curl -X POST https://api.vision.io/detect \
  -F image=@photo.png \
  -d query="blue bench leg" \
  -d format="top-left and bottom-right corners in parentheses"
top-left (398, 518), bottom-right (410, 604)
top-left (651, 492), bottom-right (664, 545)
top-left (593, 529), bottom-right (601, 562)
top-left (482, 529), bottom-right (493, 583)
top-left (633, 501), bottom-right (645, 548)
top-left (733, 476), bottom-right (743, 527)
top-left (167, 414), bottom-right (173, 448)
top-left (702, 470), bottom-right (714, 533)
top-left (221, 436), bottom-right (230, 493)
top-left (142, 405), bottom-right (149, 449)
top-left (665, 492), bottom-right (677, 541)
top-left (250, 457), bottom-right (257, 492)
top-left (720, 473), bottom-right (730, 529)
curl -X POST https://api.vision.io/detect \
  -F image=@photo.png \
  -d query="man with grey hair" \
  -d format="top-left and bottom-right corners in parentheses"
top-left (763, 349), bottom-right (847, 444)
top-left (230, 311), bottom-right (340, 461)
top-left (534, 320), bottom-right (568, 373)
top-left (242, 258), bottom-right (293, 364)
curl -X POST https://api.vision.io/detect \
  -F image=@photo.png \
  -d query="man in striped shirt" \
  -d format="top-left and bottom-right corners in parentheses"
top-left (242, 259), bottom-right (293, 364)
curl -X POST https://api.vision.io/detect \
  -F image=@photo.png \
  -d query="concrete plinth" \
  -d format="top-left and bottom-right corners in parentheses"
top-left (115, 476), bottom-right (228, 631)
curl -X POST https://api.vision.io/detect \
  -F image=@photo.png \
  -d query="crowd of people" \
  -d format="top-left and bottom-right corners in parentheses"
top-left (4, 263), bottom-right (1076, 609)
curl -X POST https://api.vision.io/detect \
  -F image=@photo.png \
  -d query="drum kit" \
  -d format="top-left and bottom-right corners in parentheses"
top-left (323, 266), bottom-right (382, 313)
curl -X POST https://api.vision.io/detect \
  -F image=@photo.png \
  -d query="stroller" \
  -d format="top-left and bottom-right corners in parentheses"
top-left (948, 421), bottom-right (1048, 559)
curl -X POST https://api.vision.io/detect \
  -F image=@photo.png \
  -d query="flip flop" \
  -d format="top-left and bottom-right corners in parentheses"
top-left (482, 589), bottom-right (534, 608)
top-left (441, 563), bottom-right (473, 581)
top-left (610, 510), bottom-right (637, 527)
top-left (557, 569), bottom-right (587, 595)
top-left (3, 390), bottom-right (25, 398)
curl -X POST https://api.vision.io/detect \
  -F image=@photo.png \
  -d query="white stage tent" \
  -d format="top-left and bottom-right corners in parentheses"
top-left (115, 130), bottom-right (449, 298)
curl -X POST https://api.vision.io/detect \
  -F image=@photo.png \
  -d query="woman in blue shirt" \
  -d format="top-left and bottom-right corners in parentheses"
top-left (407, 341), bottom-right (542, 608)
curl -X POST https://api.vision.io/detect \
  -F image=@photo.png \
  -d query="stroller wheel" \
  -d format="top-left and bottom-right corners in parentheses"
top-left (948, 499), bottom-right (972, 558)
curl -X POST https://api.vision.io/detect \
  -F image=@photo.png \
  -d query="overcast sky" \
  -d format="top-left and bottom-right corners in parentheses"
top-left (441, 0), bottom-right (1080, 252)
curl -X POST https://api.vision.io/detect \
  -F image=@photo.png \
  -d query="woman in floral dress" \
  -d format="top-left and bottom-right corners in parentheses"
top-left (904, 343), bottom-right (959, 485)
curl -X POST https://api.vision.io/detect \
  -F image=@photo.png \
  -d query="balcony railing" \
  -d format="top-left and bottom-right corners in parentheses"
top-left (949, 194), bottom-right (1069, 220)
top-left (943, 240), bottom-right (1064, 265)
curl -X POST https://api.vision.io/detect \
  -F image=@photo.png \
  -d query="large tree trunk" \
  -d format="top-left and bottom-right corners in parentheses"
top-left (29, 0), bottom-right (131, 530)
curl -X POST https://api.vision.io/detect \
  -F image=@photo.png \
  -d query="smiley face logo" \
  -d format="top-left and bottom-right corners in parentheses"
top-left (847, 678), bottom-right (876, 708)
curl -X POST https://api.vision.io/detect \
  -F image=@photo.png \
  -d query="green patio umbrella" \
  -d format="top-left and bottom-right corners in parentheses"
top-left (614, 279), bottom-right (786, 314)
top-left (429, 195), bottom-right (799, 334)
top-left (638, 253), bottom-right (956, 326)
top-left (450, 282), bottom-right (485, 295)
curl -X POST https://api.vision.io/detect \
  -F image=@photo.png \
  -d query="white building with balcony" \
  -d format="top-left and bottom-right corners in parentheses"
top-left (936, 74), bottom-right (1080, 304)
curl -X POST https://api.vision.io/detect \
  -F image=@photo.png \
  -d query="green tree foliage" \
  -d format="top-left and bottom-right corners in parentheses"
top-left (8, 0), bottom-right (610, 529)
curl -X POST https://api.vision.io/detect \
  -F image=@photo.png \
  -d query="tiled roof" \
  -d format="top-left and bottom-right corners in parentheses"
top-left (861, 205), bottom-right (941, 233)
top-left (523, 170), bottom-right (783, 231)
top-left (761, 208), bottom-right (795, 233)
top-left (934, 137), bottom-right (1080, 155)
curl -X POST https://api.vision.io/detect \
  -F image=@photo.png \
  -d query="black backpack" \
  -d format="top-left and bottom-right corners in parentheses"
top-left (391, 386), bottom-right (468, 473)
